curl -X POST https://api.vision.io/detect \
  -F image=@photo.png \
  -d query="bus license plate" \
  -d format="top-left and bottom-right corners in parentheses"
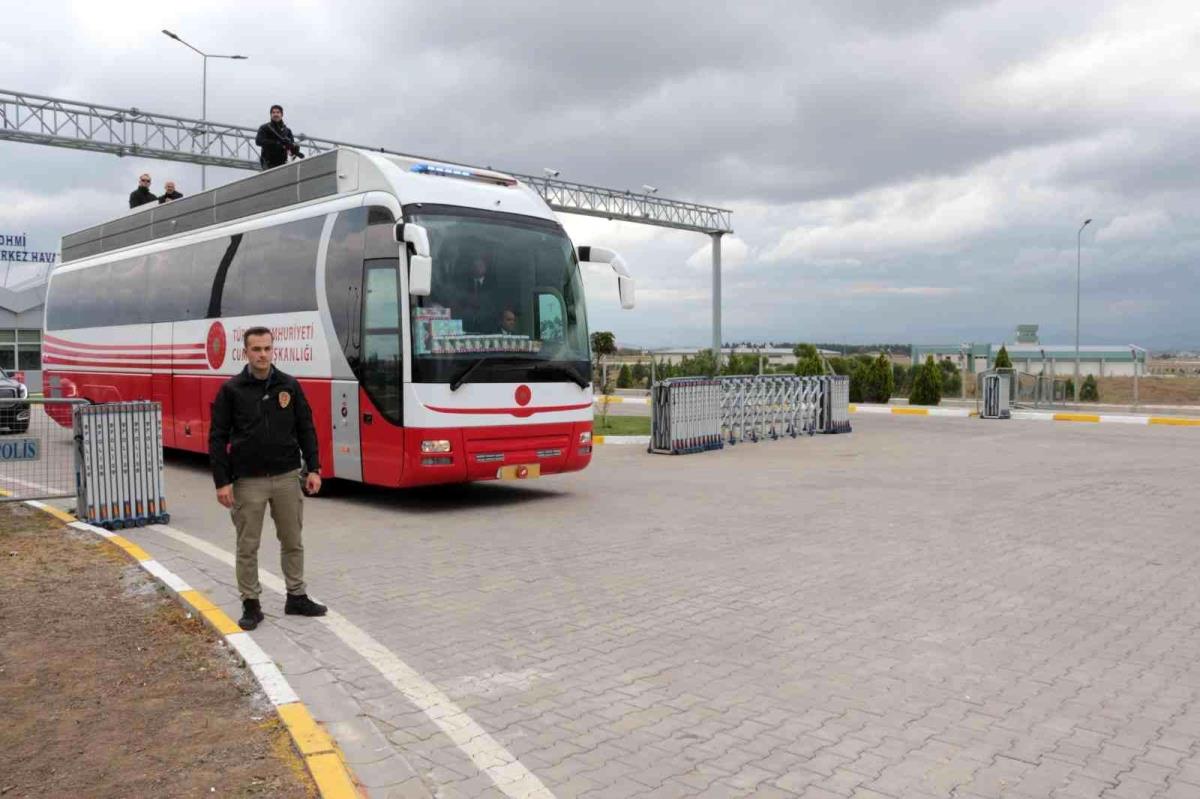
top-left (497, 464), bottom-right (540, 480)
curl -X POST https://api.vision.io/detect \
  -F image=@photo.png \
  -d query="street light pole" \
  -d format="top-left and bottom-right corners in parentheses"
top-left (1075, 218), bottom-right (1092, 402)
top-left (162, 30), bottom-right (247, 191)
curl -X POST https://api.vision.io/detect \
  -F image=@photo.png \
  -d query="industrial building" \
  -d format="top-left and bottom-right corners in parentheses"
top-left (0, 264), bottom-right (49, 388)
top-left (912, 326), bottom-right (1146, 378)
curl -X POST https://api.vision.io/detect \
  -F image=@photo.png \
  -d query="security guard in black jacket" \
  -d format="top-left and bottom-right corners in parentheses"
top-left (255, 104), bottom-right (302, 170)
top-left (209, 325), bottom-right (327, 630)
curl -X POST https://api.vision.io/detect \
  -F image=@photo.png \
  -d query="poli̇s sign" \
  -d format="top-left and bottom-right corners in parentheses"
top-left (0, 438), bottom-right (39, 462)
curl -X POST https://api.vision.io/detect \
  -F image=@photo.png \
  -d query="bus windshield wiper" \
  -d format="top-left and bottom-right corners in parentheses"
top-left (450, 358), bottom-right (589, 391)
top-left (448, 356), bottom-right (527, 391)
top-left (450, 358), bottom-right (489, 391)
top-left (531, 363), bottom-right (590, 389)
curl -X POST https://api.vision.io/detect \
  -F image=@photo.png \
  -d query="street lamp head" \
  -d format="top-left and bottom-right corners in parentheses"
top-left (230, 55), bottom-right (248, 59)
top-left (162, 29), bottom-right (179, 39)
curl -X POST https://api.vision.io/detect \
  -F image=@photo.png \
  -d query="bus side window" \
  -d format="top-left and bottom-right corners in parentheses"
top-left (326, 208), bottom-right (368, 366)
top-left (361, 260), bottom-right (402, 423)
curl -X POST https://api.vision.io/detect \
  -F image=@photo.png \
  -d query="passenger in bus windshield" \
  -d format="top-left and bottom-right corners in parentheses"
top-left (498, 307), bottom-right (519, 334)
top-left (452, 254), bottom-right (499, 332)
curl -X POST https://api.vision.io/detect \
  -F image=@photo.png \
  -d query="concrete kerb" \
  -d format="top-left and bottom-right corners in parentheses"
top-left (592, 435), bottom-right (650, 445)
top-left (16, 499), bottom-right (361, 799)
top-left (849, 403), bottom-right (1200, 427)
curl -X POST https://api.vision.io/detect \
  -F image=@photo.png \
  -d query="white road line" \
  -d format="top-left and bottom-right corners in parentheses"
top-left (1, 474), bottom-right (65, 494)
top-left (147, 523), bottom-right (554, 799)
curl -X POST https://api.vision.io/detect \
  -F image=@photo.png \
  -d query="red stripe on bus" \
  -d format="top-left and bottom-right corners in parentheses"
top-left (425, 402), bottom-right (592, 417)
top-left (43, 334), bottom-right (205, 351)
top-left (42, 344), bottom-right (207, 361)
top-left (42, 355), bottom-right (210, 370)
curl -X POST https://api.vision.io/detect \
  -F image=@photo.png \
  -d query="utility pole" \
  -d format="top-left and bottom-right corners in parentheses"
top-left (1074, 218), bottom-right (1092, 402)
top-left (162, 30), bottom-right (248, 191)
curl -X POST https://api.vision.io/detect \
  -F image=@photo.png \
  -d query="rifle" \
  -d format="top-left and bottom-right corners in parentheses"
top-left (262, 123), bottom-right (305, 163)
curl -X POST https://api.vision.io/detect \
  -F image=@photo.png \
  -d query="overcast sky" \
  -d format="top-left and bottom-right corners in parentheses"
top-left (2, 0), bottom-right (1198, 349)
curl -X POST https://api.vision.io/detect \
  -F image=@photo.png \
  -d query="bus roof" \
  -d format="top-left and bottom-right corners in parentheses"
top-left (61, 148), bottom-right (554, 263)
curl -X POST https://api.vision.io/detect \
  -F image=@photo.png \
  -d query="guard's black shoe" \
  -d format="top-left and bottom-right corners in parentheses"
top-left (284, 593), bottom-right (327, 617)
top-left (238, 598), bottom-right (265, 630)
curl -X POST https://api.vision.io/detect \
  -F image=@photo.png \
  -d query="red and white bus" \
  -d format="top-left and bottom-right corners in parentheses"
top-left (44, 148), bottom-right (634, 487)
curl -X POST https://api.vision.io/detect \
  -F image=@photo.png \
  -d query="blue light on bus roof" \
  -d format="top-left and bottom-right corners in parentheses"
top-left (411, 163), bottom-right (473, 178)
top-left (410, 163), bottom-right (518, 186)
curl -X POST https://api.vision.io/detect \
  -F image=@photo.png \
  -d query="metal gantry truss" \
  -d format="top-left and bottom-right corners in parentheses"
top-left (0, 89), bottom-right (733, 235)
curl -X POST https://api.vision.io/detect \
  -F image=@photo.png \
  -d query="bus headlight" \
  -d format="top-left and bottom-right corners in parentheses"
top-left (578, 431), bottom-right (592, 444)
top-left (420, 439), bottom-right (452, 453)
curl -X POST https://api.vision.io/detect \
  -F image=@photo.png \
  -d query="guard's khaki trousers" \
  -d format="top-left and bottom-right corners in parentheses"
top-left (231, 469), bottom-right (305, 599)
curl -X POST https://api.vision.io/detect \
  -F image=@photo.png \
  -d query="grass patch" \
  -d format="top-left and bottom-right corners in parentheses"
top-left (593, 415), bottom-right (650, 436)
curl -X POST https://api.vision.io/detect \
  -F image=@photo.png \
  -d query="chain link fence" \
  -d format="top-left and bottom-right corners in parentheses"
top-left (0, 398), bottom-right (87, 502)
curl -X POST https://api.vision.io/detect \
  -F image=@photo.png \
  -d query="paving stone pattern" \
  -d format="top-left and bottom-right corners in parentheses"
top-left (125, 417), bottom-right (1200, 798)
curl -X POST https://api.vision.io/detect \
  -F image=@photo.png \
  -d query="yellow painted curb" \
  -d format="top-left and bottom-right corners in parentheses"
top-left (179, 589), bottom-right (217, 613)
top-left (306, 752), bottom-right (360, 798)
top-left (201, 606), bottom-right (243, 636)
top-left (597, 395), bottom-right (624, 403)
top-left (39, 505), bottom-right (77, 523)
top-left (848, 404), bottom-right (857, 413)
top-left (1149, 416), bottom-right (1200, 426)
top-left (593, 435), bottom-right (606, 444)
top-left (106, 534), bottom-right (153, 562)
top-left (278, 702), bottom-right (339, 757)
top-left (891, 407), bottom-right (929, 416)
top-left (1053, 413), bottom-right (1101, 423)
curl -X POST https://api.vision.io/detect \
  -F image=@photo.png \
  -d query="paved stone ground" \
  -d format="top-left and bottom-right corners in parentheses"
top-left (116, 416), bottom-right (1200, 798)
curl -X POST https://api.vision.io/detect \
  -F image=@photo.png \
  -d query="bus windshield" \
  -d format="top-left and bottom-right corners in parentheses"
top-left (405, 205), bottom-right (591, 385)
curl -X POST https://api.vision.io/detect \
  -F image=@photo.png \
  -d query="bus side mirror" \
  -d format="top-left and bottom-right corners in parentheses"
top-left (577, 245), bottom-right (635, 310)
top-left (400, 223), bottom-right (433, 297)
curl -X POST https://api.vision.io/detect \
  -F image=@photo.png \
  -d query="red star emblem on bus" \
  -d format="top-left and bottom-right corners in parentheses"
top-left (206, 321), bottom-right (227, 370)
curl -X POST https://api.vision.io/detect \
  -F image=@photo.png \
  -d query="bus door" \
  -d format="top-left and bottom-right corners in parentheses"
top-left (151, 321), bottom-right (175, 448)
top-left (358, 258), bottom-right (405, 485)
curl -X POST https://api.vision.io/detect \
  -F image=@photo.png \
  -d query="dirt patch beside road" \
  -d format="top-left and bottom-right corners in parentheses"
top-left (0, 504), bottom-right (315, 799)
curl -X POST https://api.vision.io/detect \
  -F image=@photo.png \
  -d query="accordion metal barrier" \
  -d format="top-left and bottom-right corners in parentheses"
top-left (981, 372), bottom-right (1012, 419)
top-left (651, 378), bottom-right (724, 454)
top-left (651, 375), bottom-right (852, 454)
top-left (74, 401), bottom-right (169, 529)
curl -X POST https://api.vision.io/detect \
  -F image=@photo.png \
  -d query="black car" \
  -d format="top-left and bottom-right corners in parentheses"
top-left (0, 369), bottom-right (31, 434)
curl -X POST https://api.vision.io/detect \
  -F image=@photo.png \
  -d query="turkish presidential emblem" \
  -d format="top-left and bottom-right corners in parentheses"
top-left (206, 320), bottom-right (227, 370)
top-left (278, 391), bottom-right (291, 409)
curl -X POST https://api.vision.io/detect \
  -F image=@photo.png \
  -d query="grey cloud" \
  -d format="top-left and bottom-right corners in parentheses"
top-left (2, 0), bottom-right (1198, 348)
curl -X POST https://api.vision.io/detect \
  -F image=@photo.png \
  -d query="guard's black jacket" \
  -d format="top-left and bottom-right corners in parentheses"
top-left (255, 120), bottom-right (301, 169)
top-left (209, 366), bottom-right (320, 487)
top-left (128, 186), bottom-right (157, 208)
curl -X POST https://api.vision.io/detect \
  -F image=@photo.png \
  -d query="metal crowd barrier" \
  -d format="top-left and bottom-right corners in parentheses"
top-left (821, 375), bottom-right (853, 434)
top-left (651, 375), bottom-right (851, 454)
top-left (981, 372), bottom-right (1012, 419)
top-left (74, 401), bottom-right (169, 529)
top-left (0, 397), bottom-right (88, 502)
top-left (651, 378), bottom-right (724, 454)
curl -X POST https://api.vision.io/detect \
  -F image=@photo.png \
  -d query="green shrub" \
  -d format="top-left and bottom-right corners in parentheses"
top-left (909, 356), bottom-right (943, 406)
top-left (617, 364), bottom-right (633, 388)
top-left (1080, 374), bottom-right (1099, 401)
top-left (937, 359), bottom-right (962, 394)
top-left (860, 353), bottom-right (894, 403)
top-left (793, 343), bottom-right (824, 376)
top-left (994, 345), bottom-right (1012, 369)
